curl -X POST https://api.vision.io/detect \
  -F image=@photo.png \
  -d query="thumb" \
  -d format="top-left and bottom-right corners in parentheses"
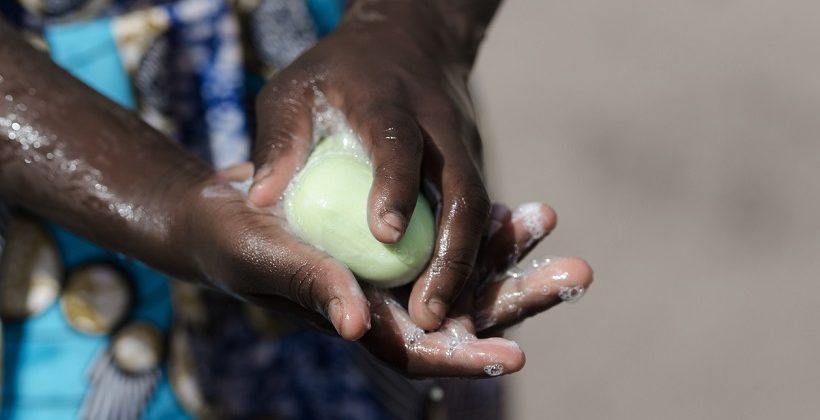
top-left (273, 236), bottom-right (371, 341)
top-left (249, 83), bottom-right (314, 206)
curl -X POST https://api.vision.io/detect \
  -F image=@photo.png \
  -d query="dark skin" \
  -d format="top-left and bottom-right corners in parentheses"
top-left (251, 0), bottom-right (506, 331)
top-left (0, 0), bottom-right (593, 377)
top-left (225, 163), bottom-right (592, 377)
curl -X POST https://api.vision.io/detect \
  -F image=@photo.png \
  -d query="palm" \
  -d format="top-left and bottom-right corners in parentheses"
top-left (205, 164), bottom-right (592, 377)
top-left (359, 203), bottom-right (592, 377)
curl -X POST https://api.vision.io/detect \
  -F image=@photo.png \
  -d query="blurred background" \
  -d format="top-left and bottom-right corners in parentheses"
top-left (472, 1), bottom-right (820, 419)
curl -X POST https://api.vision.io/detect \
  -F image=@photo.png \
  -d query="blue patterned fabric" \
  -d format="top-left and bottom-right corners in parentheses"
top-left (187, 295), bottom-right (387, 419)
top-left (0, 231), bottom-right (185, 420)
top-left (0, 1), bottom-right (397, 419)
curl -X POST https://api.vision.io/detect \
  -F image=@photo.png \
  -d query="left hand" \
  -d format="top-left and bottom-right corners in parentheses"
top-left (359, 202), bottom-right (594, 377)
top-left (249, 4), bottom-right (494, 331)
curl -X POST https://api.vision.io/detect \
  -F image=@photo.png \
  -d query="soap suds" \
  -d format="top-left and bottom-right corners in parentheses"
top-left (512, 202), bottom-right (548, 248)
top-left (483, 363), bottom-right (504, 377)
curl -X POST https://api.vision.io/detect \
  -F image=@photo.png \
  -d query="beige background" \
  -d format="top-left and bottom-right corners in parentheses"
top-left (472, 1), bottom-right (820, 419)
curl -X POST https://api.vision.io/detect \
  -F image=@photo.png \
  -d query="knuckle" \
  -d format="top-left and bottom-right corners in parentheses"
top-left (432, 104), bottom-right (460, 128)
top-left (467, 127), bottom-right (483, 160)
top-left (373, 149), bottom-right (419, 180)
top-left (424, 95), bottom-right (455, 115)
top-left (404, 132), bottom-right (425, 155)
top-left (255, 80), bottom-right (285, 110)
top-left (287, 257), bottom-right (332, 311)
top-left (267, 121), bottom-right (301, 147)
top-left (458, 182), bottom-right (492, 221)
top-left (374, 163), bottom-right (405, 183)
top-left (375, 77), bottom-right (409, 99)
top-left (256, 84), bottom-right (306, 129)
top-left (431, 248), bottom-right (476, 289)
top-left (364, 108), bottom-right (421, 145)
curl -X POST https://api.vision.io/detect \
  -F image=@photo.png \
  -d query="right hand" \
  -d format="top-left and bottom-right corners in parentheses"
top-left (175, 164), bottom-right (372, 341)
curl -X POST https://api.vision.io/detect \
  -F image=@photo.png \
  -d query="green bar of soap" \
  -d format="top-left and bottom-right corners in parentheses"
top-left (284, 134), bottom-right (435, 288)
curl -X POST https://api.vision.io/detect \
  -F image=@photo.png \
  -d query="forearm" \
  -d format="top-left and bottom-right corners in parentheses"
top-left (344, 0), bottom-right (503, 66)
top-left (0, 20), bottom-right (212, 277)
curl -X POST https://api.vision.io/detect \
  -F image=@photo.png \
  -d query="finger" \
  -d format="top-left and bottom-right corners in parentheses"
top-left (249, 83), bottom-right (314, 206)
top-left (511, 202), bottom-right (558, 257)
top-left (411, 319), bottom-right (525, 378)
top-left (453, 202), bottom-right (557, 314)
top-left (450, 203), bottom-right (512, 314)
top-left (481, 202), bottom-right (558, 279)
top-left (238, 231), bottom-right (371, 341)
top-left (347, 106), bottom-right (424, 244)
top-left (363, 289), bottom-right (525, 378)
top-left (409, 145), bottom-right (491, 330)
top-left (217, 162), bottom-right (254, 182)
top-left (486, 203), bottom-right (512, 243)
top-left (474, 256), bottom-right (593, 333)
top-left (239, 294), bottom-right (334, 333)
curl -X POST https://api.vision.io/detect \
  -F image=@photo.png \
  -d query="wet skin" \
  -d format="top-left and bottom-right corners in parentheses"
top-left (251, 0), bottom-right (506, 331)
top-left (224, 163), bottom-right (593, 377)
top-left (0, 0), bottom-right (593, 378)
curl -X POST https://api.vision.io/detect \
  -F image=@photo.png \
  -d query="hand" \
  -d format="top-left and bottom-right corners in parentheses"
top-left (249, 4), bottom-right (493, 331)
top-left (177, 164), bottom-right (371, 341)
top-left (359, 202), bottom-right (594, 377)
top-left (186, 164), bottom-right (592, 378)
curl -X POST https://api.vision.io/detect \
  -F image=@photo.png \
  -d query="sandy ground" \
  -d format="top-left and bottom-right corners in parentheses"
top-left (471, 1), bottom-right (820, 419)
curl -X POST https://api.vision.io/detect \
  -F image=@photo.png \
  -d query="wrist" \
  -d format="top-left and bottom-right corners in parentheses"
top-left (342, 0), bottom-right (497, 68)
top-left (345, 0), bottom-right (501, 69)
top-left (157, 162), bottom-right (216, 282)
top-left (418, 0), bottom-right (502, 66)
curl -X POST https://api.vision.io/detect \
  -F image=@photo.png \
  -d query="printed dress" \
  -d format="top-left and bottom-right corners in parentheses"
top-left (0, 1), bottom-right (504, 419)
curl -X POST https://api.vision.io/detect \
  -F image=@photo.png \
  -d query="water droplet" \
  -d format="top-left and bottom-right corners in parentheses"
top-left (558, 286), bottom-right (585, 303)
top-left (484, 363), bottom-right (504, 377)
top-left (552, 271), bottom-right (570, 281)
top-left (10, 122), bottom-right (20, 131)
top-left (531, 257), bottom-right (555, 269)
top-left (506, 266), bottom-right (525, 279)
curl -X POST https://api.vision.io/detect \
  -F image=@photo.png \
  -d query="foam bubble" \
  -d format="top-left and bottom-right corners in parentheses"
top-left (512, 202), bottom-right (548, 248)
top-left (483, 363), bottom-right (504, 377)
top-left (558, 286), bottom-right (586, 303)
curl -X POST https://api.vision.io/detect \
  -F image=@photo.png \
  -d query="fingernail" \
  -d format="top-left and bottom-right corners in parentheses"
top-left (426, 299), bottom-right (447, 325)
top-left (490, 203), bottom-right (507, 220)
top-left (328, 299), bottom-right (345, 336)
top-left (382, 211), bottom-right (406, 240)
top-left (248, 178), bottom-right (279, 207)
top-left (248, 180), bottom-right (265, 201)
top-left (487, 220), bottom-right (503, 239)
